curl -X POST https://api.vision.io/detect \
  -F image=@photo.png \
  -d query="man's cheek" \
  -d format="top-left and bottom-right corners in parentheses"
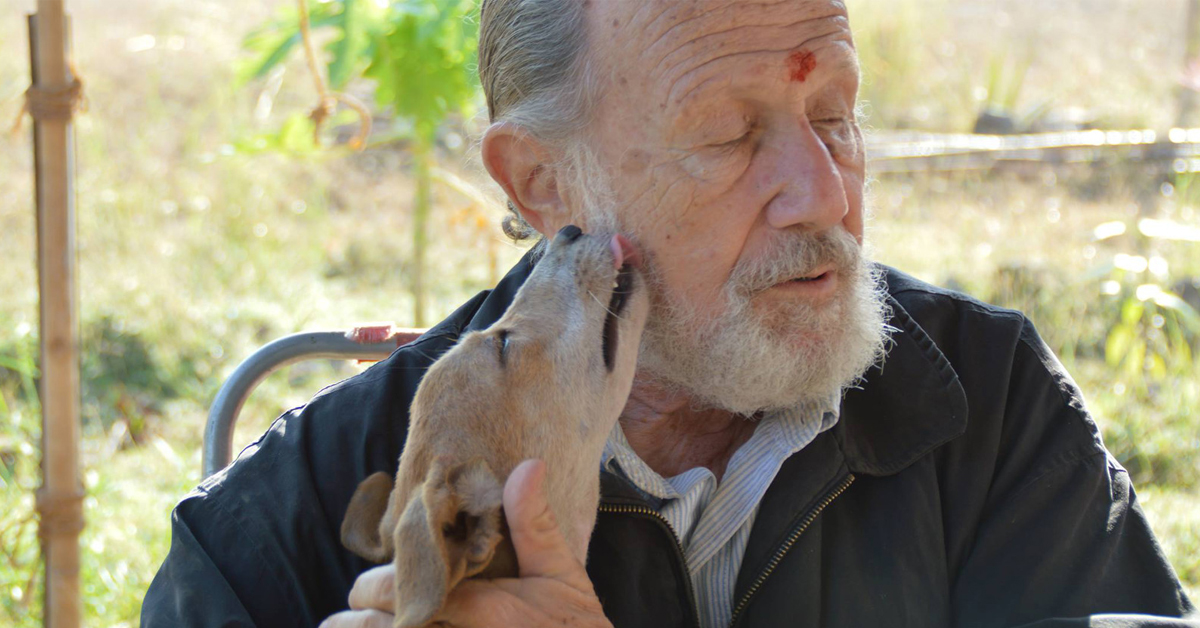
top-left (679, 149), bottom-right (752, 187)
top-left (625, 161), bottom-right (706, 236)
top-left (618, 148), bottom-right (652, 175)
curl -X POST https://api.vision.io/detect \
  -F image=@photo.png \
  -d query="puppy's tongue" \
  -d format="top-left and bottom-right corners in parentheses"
top-left (609, 234), bottom-right (642, 269)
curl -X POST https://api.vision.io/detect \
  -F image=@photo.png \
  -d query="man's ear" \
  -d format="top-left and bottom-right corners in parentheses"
top-left (481, 122), bottom-right (570, 237)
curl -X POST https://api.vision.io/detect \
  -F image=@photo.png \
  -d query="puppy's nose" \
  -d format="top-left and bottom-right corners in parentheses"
top-left (555, 225), bottom-right (584, 243)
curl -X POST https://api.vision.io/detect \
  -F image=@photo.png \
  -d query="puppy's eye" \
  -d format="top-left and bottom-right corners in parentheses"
top-left (496, 329), bottom-right (510, 362)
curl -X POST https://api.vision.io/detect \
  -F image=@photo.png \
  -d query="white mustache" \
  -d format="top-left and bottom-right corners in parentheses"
top-left (728, 229), bottom-right (861, 297)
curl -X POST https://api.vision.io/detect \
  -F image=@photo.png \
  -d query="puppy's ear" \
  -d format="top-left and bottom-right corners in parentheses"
top-left (393, 457), bottom-right (505, 628)
top-left (341, 471), bottom-right (397, 563)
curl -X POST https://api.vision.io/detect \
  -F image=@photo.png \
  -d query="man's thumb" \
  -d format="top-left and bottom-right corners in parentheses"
top-left (503, 459), bottom-right (588, 583)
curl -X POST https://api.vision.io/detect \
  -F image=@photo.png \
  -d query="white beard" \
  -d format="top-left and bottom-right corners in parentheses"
top-left (563, 146), bottom-right (892, 416)
top-left (636, 227), bottom-right (892, 415)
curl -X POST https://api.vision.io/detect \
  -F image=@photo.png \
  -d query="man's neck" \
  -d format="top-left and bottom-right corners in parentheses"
top-left (617, 374), bottom-right (757, 482)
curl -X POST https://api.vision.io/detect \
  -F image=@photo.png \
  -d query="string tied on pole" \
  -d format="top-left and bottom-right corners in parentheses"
top-left (35, 486), bottom-right (86, 542)
top-left (8, 61), bottom-right (87, 137)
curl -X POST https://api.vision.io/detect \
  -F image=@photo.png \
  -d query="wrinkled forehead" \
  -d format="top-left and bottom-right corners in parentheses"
top-left (588, 0), bottom-right (855, 112)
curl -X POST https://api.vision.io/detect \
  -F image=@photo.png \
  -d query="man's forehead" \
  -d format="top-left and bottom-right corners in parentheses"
top-left (590, 0), bottom-right (854, 108)
top-left (613, 0), bottom-right (848, 39)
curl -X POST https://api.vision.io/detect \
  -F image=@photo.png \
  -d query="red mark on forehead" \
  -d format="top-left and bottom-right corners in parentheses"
top-left (786, 50), bottom-right (817, 83)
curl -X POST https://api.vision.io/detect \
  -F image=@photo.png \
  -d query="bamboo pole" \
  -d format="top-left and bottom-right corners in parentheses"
top-left (27, 1), bottom-right (83, 627)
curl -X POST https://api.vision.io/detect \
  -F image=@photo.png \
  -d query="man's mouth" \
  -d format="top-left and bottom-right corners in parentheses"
top-left (763, 265), bottom-right (839, 298)
top-left (789, 271), bottom-right (830, 283)
top-left (602, 263), bottom-right (635, 372)
top-left (784, 264), bottom-right (835, 284)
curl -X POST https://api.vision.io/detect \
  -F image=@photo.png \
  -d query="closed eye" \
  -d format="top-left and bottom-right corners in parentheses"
top-left (810, 116), bottom-right (851, 135)
top-left (495, 329), bottom-right (510, 365)
top-left (711, 132), bottom-right (750, 151)
top-left (811, 117), bottom-right (854, 157)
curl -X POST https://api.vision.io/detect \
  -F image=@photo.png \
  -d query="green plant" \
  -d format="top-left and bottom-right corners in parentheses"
top-left (240, 0), bottom-right (483, 326)
top-left (1104, 284), bottom-right (1200, 384)
top-left (0, 318), bottom-right (42, 621)
top-left (1091, 213), bottom-right (1200, 389)
top-left (981, 49), bottom-right (1033, 115)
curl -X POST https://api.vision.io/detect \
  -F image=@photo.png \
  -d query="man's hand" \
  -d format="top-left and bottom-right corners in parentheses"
top-left (321, 459), bottom-right (613, 628)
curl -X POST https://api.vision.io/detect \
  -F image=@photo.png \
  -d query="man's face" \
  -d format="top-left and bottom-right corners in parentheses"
top-left (570, 0), bottom-right (885, 413)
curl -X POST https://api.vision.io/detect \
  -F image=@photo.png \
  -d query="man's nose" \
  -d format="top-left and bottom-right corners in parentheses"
top-left (761, 119), bottom-right (850, 233)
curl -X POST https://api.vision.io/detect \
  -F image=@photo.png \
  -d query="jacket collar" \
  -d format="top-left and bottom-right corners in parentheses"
top-left (443, 250), bottom-right (968, 481)
top-left (835, 269), bottom-right (969, 476)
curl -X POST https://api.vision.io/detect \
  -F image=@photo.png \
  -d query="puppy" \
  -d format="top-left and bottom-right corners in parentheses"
top-left (340, 225), bottom-right (650, 628)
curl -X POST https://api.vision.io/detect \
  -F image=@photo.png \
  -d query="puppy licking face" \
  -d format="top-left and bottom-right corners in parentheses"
top-left (341, 226), bottom-right (649, 628)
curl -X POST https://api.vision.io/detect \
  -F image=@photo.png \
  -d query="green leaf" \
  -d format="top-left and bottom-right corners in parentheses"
top-left (1125, 339), bottom-right (1146, 379)
top-left (362, 0), bottom-right (480, 141)
top-left (0, 353), bottom-right (38, 377)
top-left (327, 0), bottom-right (374, 90)
top-left (237, 30), bottom-right (300, 86)
top-left (234, 112), bottom-right (323, 156)
top-left (1147, 353), bottom-right (1167, 380)
top-left (236, 4), bottom-right (342, 86)
top-left (278, 112), bottom-right (321, 153)
top-left (1121, 298), bottom-right (1145, 326)
top-left (1152, 291), bottom-right (1200, 335)
top-left (1106, 322), bottom-right (1135, 368)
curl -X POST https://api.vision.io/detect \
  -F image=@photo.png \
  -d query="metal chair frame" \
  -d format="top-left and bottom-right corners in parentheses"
top-left (202, 326), bottom-right (423, 479)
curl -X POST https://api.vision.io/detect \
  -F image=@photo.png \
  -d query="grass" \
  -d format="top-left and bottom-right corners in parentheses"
top-left (849, 0), bottom-right (1184, 131)
top-left (1, 0), bottom-right (1198, 625)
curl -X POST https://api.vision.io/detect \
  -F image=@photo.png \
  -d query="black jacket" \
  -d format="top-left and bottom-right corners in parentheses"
top-left (142, 255), bottom-right (1197, 627)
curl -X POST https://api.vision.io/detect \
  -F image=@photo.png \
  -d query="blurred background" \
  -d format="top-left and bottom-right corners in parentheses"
top-left (1, 0), bottom-right (1197, 625)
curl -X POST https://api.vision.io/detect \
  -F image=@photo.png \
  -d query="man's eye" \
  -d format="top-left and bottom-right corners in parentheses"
top-left (709, 130), bottom-right (751, 152)
top-left (812, 118), bottom-right (852, 154)
top-left (812, 117), bottom-right (850, 133)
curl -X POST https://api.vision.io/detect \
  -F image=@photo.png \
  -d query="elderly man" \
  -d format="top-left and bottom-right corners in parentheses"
top-left (143, 1), bottom-right (1197, 627)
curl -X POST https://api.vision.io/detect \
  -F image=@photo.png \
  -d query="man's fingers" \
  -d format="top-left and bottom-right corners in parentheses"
top-left (503, 459), bottom-right (589, 587)
top-left (347, 564), bottom-right (395, 612)
top-left (318, 609), bottom-right (394, 628)
top-left (436, 578), bottom-right (610, 628)
top-left (435, 579), bottom-right (520, 627)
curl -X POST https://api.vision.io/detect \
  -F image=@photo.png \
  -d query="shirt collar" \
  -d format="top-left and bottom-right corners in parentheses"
top-left (600, 396), bottom-right (840, 503)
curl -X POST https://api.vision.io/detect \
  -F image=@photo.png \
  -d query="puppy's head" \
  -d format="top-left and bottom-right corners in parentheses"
top-left (416, 225), bottom-right (650, 446)
top-left (341, 227), bottom-right (649, 626)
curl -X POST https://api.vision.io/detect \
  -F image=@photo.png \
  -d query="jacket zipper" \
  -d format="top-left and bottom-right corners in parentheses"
top-left (597, 503), bottom-right (702, 628)
top-left (729, 473), bottom-right (856, 627)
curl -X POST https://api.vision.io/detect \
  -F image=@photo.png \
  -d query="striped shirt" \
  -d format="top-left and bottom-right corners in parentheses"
top-left (601, 398), bottom-right (839, 628)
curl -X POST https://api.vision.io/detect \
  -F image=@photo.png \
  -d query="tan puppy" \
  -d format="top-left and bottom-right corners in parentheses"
top-left (341, 225), bottom-right (650, 628)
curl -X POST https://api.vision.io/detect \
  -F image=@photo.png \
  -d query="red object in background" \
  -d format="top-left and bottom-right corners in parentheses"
top-left (349, 324), bottom-right (396, 345)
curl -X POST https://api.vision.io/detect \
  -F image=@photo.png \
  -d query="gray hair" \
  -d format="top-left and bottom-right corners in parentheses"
top-left (478, 0), bottom-right (601, 241)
